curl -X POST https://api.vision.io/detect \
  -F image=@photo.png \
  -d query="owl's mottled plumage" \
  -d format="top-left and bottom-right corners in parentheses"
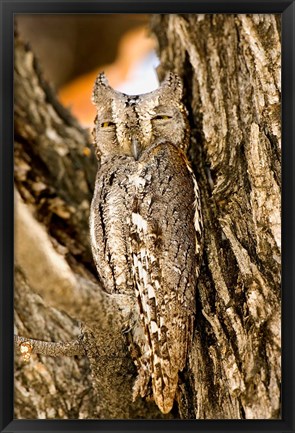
top-left (90, 72), bottom-right (202, 414)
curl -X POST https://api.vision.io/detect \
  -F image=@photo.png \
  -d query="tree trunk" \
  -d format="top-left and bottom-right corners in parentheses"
top-left (14, 13), bottom-right (281, 420)
top-left (151, 13), bottom-right (281, 419)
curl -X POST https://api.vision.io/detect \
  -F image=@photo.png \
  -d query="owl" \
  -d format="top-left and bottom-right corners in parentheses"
top-left (90, 72), bottom-right (203, 414)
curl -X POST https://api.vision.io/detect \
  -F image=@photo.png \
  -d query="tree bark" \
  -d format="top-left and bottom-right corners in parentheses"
top-left (14, 14), bottom-right (281, 420)
top-left (151, 14), bottom-right (281, 419)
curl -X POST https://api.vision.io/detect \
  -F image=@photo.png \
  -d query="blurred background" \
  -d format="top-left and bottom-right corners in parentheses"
top-left (16, 14), bottom-right (159, 127)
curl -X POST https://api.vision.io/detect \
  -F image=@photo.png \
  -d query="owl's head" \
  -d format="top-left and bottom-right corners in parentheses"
top-left (91, 72), bottom-right (190, 161)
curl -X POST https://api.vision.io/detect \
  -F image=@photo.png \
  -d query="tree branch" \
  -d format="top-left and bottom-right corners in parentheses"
top-left (14, 335), bottom-right (85, 358)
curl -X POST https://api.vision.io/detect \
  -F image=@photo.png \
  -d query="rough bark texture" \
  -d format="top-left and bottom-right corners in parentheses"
top-left (151, 14), bottom-right (281, 419)
top-left (14, 14), bottom-right (281, 420)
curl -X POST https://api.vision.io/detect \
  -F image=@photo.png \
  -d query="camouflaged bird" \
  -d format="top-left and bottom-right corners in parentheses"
top-left (90, 72), bottom-right (203, 413)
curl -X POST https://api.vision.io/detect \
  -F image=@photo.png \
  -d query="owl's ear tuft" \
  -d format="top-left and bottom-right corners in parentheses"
top-left (97, 72), bottom-right (109, 86)
top-left (92, 72), bottom-right (109, 105)
top-left (160, 72), bottom-right (183, 101)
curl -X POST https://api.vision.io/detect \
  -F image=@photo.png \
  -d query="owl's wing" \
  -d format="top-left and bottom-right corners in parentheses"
top-left (130, 143), bottom-right (202, 414)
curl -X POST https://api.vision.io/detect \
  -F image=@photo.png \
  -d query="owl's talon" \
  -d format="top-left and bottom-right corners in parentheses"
top-left (121, 323), bottom-right (132, 334)
top-left (121, 314), bottom-right (136, 334)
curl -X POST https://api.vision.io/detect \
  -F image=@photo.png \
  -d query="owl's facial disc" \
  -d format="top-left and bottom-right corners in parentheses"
top-left (92, 72), bottom-right (189, 160)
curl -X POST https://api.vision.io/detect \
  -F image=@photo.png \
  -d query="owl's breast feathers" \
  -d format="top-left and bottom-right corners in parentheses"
top-left (90, 141), bottom-right (202, 414)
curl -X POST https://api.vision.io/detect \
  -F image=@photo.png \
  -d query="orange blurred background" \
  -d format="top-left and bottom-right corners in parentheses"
top-left (16, 15), bottom-right (159, 127)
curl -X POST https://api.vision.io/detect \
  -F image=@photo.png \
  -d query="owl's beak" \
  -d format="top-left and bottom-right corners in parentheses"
top-left (131, 137), bottom-right (141, 160)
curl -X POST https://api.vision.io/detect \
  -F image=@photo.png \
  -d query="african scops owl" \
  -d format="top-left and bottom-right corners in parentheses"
top-left (90, 72), bottom-right (203, 414)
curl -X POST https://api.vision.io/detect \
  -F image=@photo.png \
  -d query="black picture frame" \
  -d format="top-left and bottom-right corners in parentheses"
top-left (0, 1), bottom-right (294, 432)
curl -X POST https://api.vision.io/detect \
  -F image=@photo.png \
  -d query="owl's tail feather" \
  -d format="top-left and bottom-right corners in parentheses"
top-left (152, 367), bottom-right (178, 414)
top-left (132, 353), bottom-right (178, 414)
